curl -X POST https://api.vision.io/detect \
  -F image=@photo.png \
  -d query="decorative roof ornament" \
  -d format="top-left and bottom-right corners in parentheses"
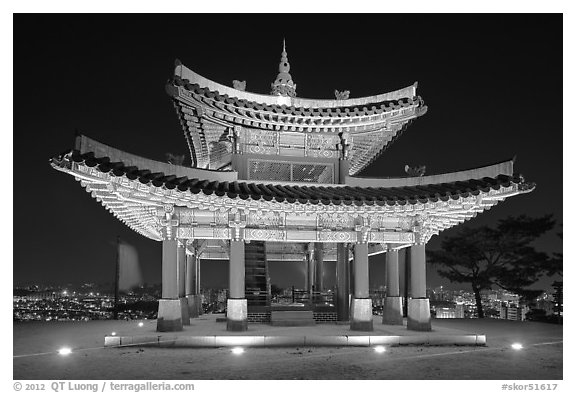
top-left (232, 80), bottom-right (246, 91)
top-left (405, 165), bottom-right (427, 177)
top-left (334, 90), bottom-right (350, 100)
top-left (270, 39), bottom-right (297, 97)
top-left (166, 152), bottom-right (185, 166)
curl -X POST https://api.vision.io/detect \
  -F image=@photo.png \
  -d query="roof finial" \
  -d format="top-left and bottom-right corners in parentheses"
top-left (271, 39), bottom-right (297, 97)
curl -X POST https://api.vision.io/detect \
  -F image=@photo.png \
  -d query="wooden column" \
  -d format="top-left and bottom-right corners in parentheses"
top-left (307, 243), bottom-right (315, 298)
top-left (403, 248), bottom-right (410, 317)
top-left (177, 241), bottom-right (186, 297)
top-left (407, 243), bottom-right (431, 331)
top-left (196, 254), bottom-right (201, 295)
top-left (157, 240), bottom-right (183, 332)
top-left (177, 240), bottom-right (190, 325)
top-left (336, 243), bottom-right (350, 321)
top-left (196, 254), bottom-right (202, 315)
top-left (185, 251), bottom-right (196, 296)
top-left (387, 249), bottom-right (400, 296)
top-left (410, 244), bottom-right (427, 298)
top-left (185, 245), bottom-right (199, 318)
top-left (161, 240), bottom-right (178, 300)
top-left (382, 247), bottom-right (403, 325)
top-left (350, 242), bottom-right (373, 331)
top-left (314, 243), bottom-right (324, 292)
top-left (227, 239), bottom-right (247, 331)
top-left (353, 243), bottom-right (369, 299)
top-left (229, 240), bottom-right (245, 299)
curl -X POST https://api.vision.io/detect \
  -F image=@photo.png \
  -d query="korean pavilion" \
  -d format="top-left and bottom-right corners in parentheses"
top-left (51, 43), bottom-right (535, 332)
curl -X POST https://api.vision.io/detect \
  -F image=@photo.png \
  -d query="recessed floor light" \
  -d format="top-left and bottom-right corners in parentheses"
top-left (58, 347), bottom-right (72, 356)
top-left (373, 346), bottom-right (387, 353)
top-left (231, 347), bottom-right (244, 355)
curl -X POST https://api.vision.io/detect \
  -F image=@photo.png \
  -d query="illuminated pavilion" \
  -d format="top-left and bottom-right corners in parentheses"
top-left (51, 43), bottom-right (535, 332)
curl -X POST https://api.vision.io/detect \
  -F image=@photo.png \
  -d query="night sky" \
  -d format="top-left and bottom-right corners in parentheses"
top-left (13, 14), bottom-right (562, 291)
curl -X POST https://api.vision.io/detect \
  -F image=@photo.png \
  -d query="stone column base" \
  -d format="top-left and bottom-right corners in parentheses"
top-left (180, 298), bottom-right (190, 326)
top-left (186, 294), bottom-right (200, 318)
top-left (407, 298), bottom-right (432, 331)
top-left (157, 299), bottom-right (183, 332)
top-left (226, 299), bottom-right (248, 331)
top-left (382, 296), bottom-right (404, 325)
top-left (350, 298), bottom-right (373, 331)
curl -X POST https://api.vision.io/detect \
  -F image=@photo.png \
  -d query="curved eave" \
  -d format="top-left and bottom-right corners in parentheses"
top-left (73, 134), bottom-right (238, 181)
top-left (52, 161), bottom-right (163, 241)
top-left (51, 141), bottom-right (535, 208)
top-left (175, 63), bottom-right (419, 109)
top-left (169, 79), bottom-right (426, 126)
top-left (50, 142), bottom-right (536, 243)
top-left (349, 118), bottom-right (415, 176)
top-left (346, 159), bottom-right (516, 188)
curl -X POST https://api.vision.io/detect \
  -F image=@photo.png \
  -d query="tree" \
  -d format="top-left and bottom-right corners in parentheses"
top-left (547, 230), bottom-right (563, 278)
top-left (427, 215), bottom-right (558, 318)
top-left (270, 284), bottom-right (282, 298)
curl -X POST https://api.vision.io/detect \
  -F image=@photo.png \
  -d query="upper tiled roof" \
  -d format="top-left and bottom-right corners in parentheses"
top-left (170, 75), bottom-right (425, 120)
top-left (172, 63), bottom-right (422, 110)
top-left (168, 62), bottom-right (428, 175)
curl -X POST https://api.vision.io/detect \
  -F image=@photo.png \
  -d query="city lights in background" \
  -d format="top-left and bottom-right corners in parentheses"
top-left (511, 343), bottom-right (524, 350)
top-left (231, 347), bottom-right (245, 355)
top-left (373, 345), bottom-right (387, 353)
top-left (58, 347), bottom-right (72, 356)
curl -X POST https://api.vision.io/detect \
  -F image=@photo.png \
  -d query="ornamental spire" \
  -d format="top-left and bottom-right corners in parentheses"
top-left (270, 39), bottom-right (297, 97)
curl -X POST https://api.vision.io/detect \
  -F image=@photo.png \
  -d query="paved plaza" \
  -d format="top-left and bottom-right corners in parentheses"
top-left (13, 318), bottom-right (562, 380)
top-left (102, 314), bottom-right (486, 347)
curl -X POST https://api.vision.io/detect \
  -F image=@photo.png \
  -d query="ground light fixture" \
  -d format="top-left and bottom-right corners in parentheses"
top-left (511, 343), bottom-right (523, 350)
top-left (138, 322), bottom-right (144, 327)
top-left (58, 347), bottom-right (72, 356)
top-left (373, 346), bottom-right (387, 354)
top-left (231, 347), bottom-right (245, 355)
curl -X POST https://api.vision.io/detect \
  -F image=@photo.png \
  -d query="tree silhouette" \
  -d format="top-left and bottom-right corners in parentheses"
top-left (547, 230), bottom-right (563, 278)
top-left (270, 284), bottom-right (282, 298)
top-left (427, 215), bottom-right (558, 318)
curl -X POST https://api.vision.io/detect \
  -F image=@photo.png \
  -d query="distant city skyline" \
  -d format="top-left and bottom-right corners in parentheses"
top-left (14, 14), bottom-right (562, 290)
top-left (14, 280), bottom-right (558, 324)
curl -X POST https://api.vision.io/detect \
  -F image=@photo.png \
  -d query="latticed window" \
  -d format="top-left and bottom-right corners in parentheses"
top-left (248, 160), bottom-right (334, 183)
top-left (292, 163), bottom-right (333, 183)
top-left (249, 161), bottom-right (291, 181)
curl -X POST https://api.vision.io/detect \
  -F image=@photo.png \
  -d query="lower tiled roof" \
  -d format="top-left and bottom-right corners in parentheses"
top-left (53, 150), bottom-right (535, 207)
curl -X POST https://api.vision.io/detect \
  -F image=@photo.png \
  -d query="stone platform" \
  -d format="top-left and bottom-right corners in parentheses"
top-left (104, 314), bottom-right (486, 348)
